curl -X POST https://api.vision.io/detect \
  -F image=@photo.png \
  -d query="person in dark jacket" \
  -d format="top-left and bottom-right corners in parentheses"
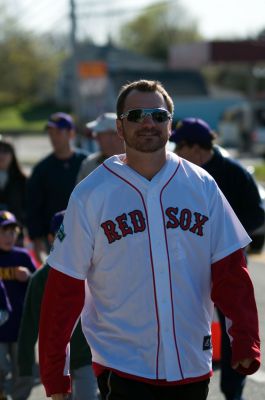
top-left (26, 112), bottom-right (87, 264)
top-left (171, 117), bottom-right (264, 400)
top-left (17, 211), bottom-right (98, 400)
top-left (0, 138), bottom-right (27, 226)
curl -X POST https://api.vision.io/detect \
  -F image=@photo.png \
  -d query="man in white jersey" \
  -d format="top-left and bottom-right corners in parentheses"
top-left (39, 80), bottom-right (260, 400)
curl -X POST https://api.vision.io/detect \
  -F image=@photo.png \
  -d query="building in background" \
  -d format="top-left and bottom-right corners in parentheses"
top-left (55, 42), bottom-right (208, 124)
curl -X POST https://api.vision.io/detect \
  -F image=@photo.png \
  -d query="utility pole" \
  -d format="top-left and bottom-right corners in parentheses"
top-left (69, 0), bottom-right (81, 121)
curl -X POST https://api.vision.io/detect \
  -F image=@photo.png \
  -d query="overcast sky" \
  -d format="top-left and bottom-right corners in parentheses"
top-left (9, 0), bottom-right (265, 43)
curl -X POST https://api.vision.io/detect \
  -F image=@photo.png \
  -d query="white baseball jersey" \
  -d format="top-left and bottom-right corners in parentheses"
top-left (47, 151), bottom-right (250, 382)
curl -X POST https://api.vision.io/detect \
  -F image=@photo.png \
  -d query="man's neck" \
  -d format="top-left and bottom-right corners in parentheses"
top-left (124, 148), bottom-right (167, 181)
top-left (54, 148), bottom-right (73, 160)
top-left (199, 149), bottom-right (214, 166)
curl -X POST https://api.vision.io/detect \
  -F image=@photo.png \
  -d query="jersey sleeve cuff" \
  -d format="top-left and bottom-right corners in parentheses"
top-left (44, 375), bottom-right (71, 397)
top-left (232, 339), bottom-right (261, 375)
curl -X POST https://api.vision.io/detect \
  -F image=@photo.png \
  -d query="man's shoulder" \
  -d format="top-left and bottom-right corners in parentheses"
top-left (218, 152), bottom-right (251, 180)
top-left (5, 246), bottom-right (33, 263)
top-left (73, 148), bottom-right (88, 161)
top-left (31, 153), bottom-right (56, 173)
top-left (74, 158), bottom-right (115, 202)
top-left (82, 152), bottom-right (103, 165)
top-left (31, 264), bottom-right (50, 284)
top-left (178, 154), bottom-right (215, 181)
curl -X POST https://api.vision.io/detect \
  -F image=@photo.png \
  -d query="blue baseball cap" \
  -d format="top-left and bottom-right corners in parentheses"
top-left (49, 210), bottom-right (65, 235)
top-left (170, 118), bottom-right (216, 146)
top-left (0, 211), bottom-right (18, 227)
top-left (46, 112), bottom-right (75, 131)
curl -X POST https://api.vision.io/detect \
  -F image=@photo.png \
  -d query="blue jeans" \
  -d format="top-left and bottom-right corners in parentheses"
top-left (0, 342), bottom-right (33, 399)
top-left (71, 364), bottom-right (99, 400)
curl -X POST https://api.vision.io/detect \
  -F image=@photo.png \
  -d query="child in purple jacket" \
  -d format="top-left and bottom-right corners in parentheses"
top-left (0, 211), bottom-right (36, 400)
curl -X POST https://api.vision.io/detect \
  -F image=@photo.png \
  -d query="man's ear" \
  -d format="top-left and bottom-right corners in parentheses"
top-left (193, 143), bottom-right (202, 152)
top-left (116, 119), bottom-right (124, 140)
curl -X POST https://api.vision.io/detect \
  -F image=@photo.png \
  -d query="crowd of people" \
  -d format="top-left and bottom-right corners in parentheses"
top-left (0, 79), bottom-right (262, 400)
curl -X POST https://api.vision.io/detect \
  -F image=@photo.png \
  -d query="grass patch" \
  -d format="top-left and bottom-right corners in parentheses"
top-left (0, 103), bottom-right (71, 132)
top-left (254, 164), bottom-right (265, 182)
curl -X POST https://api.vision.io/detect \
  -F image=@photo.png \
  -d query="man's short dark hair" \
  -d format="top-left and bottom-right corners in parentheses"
top-left (116, 80), bottom-right (174, 118)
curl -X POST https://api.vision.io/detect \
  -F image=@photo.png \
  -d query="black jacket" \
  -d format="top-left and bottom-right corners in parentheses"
top-left (203, 148), bottom-right (264, 234)
top-left (27, 151), bottom-right (87, 239)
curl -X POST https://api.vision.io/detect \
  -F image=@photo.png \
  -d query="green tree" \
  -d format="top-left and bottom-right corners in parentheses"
top-left (118, 0), bottom-right (202, 60)
top-left (0, 3), bottom-right (66, 104)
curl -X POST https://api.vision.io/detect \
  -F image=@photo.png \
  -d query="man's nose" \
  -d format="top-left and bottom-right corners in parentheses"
top-left (141, 114), bottom-right (155, 126)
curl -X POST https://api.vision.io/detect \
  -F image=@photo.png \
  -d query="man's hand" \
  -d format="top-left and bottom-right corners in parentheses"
top-left (232, 358), bottom-right (253, 369)
top-left (14, 267), bottom-right (31, 282)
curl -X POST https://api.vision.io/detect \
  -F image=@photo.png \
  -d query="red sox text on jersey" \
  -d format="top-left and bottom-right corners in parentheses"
top-left (101, 208), bottom-right (209, 244)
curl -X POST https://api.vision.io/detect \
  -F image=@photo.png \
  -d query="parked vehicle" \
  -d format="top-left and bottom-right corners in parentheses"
top-left (218, 100), bottom-right (265, 156)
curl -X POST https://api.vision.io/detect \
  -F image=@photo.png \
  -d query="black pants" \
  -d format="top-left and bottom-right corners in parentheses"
top-left (97, 371), bottom-right (209, 400)
top-left (217, 308), bottom-right (246, 400)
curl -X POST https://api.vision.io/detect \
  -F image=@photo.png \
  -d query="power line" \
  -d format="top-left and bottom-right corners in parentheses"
top-left (16, 0), bottom-right (68, 25)
top-left (76, 0), bottom-right (180, 18)
top-left (17, 1), bottom-right (69, 33)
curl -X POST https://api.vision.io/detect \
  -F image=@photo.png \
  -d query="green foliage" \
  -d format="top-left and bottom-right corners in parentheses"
top-left (118, 0), bottom-right (201, 60)
top-left (0, 3), bottom-right (67, 105)
top-left (0, 102), bottom-right (68, 131)
top-left (254, 164), bottom-right (265, 182)
top-left (0, 32), bottom-right (65, 104)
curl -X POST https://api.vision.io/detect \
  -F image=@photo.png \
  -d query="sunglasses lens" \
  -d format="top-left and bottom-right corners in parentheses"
top-left (127, 109), bottom-right (143, 122)
top-left (123, 108), bottom-right (171, 123)
top-left (152, 110), bottom-right (169, 123)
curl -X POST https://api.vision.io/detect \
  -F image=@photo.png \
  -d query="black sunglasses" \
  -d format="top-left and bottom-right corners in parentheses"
top-left (120, 108), bottom-right (172, 124)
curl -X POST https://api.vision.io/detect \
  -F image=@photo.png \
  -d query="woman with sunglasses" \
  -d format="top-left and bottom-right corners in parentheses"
top-left (38, 80), bottom-right (260, 400)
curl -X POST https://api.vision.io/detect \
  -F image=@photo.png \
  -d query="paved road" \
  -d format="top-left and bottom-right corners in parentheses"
top-left (13, 134), bottom-right (52, 174)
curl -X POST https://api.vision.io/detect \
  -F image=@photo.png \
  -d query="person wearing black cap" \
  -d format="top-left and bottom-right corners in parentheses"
top-left (171, 117), bottom-right (264, 400)
top-left (26, 113), bottom-right (87, 264)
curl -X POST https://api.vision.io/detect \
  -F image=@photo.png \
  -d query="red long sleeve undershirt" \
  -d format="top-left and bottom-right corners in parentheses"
top-left (39, 269), bottom-right (85, 396)
top-left (211, 249), bottom-right (260, 374)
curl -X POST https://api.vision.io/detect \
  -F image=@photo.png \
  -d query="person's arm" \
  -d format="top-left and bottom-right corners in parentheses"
top-left (17, 272), bottom-right (40, 376)
top-left (39, 268), bottom-right (85, 397)
top-left (211, 249), bottom-right (260, 374)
